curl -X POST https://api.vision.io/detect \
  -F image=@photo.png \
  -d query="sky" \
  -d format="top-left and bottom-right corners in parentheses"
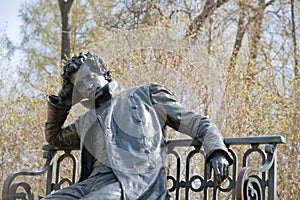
top-left (0, 0), bottom-right (26, 90)
top-left (0, 0), bottom-right (25, 44)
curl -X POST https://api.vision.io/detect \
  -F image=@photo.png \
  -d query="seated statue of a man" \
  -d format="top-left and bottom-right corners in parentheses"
top-left (43, 52), bottom-right (233, 200)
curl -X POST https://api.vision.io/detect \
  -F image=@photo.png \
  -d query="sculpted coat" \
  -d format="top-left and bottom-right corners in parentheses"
top-left (45, 80), bottom-right (231, 199)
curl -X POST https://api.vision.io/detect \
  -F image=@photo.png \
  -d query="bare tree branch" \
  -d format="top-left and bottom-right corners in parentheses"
top-left (185, 0), bottom-right (230, 40)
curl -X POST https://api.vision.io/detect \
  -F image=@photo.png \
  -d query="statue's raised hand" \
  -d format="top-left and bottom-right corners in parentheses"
top-left (58, 80), bottom-right (84, 107)
top-left (58, 80), bottom-right (74, 107)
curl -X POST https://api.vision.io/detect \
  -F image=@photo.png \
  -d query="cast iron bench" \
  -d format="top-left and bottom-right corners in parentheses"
top-left (2, 135), bottom-right (285, 200)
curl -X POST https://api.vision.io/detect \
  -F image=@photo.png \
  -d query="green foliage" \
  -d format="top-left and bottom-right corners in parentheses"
top-left (0, 94), bottom-right (46, 189)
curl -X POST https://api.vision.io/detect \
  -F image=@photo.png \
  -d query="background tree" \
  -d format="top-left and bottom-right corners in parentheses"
top-left (58, 0), bottom-right (74, 63)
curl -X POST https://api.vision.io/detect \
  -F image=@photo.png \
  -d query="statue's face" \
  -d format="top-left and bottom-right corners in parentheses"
top-left (72, 62), bottom-right (108, 99)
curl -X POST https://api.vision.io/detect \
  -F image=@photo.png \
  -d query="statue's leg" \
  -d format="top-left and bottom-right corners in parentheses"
top-left (80, 172), bottom-right (122, 200)
top-left (41, 176), bottom-right (97, 200)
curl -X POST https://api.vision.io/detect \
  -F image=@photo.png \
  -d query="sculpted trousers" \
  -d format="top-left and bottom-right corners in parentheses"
top-left (41, 172), bottom-right (122, 200)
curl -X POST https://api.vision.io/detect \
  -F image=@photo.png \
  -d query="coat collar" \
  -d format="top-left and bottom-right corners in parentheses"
top-left (107, 79), bottom-right (123, 98)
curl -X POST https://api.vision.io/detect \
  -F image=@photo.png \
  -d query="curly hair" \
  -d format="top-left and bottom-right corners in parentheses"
top-left (61, 52), bottom-right (112, 82)
top-left (58, 52), bottom-right (112, 103)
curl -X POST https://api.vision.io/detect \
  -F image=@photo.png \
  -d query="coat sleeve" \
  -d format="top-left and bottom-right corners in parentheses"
top-left (150, 84), bottom-right (233, 164)
top-left (44, 95), bottom-right (80, 147)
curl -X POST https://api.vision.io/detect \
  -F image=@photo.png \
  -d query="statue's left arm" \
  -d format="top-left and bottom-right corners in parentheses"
top-left (150, 84), bottom-right (233, 183)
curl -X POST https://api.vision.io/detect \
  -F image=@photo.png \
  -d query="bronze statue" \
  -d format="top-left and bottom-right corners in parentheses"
top-left (42, 52), bottom-right (233, 199)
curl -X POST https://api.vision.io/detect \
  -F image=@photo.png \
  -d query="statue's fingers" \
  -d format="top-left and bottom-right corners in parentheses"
top-left (215, 173), bottom-right (221, 185)
top-left (222, 164), bottom-right (229, 181)
top-left (205, 162), bottom-right (212, 179)
top-left (219, 164), bottom-right (226, 182)
top-left (212, 161), bottom-right (221, 184)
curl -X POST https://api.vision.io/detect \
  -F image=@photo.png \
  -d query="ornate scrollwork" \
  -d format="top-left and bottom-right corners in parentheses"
top-left (2, 148), bottom-right (56, 200)
top-left (236, 144), bottom-right (278, 200)
top-left (189, 175), bottom-right (204, 192)
top-left (167, 175), bottom-right (177, 192)
top-left (2, 136), bottom-right (285, 200)
top-left (9, 182), bottom-right (34, 200)
top-left (243, 175), bottom-right (263, 200)
top-left (219, 175), bottom-right (234, 192)
top-left (55, 150), bottom-right (78, 186)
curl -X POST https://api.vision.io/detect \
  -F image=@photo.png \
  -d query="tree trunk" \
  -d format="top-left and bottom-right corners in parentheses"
top-left (244, 0), bottom-right (265, 114)
top-left (185, 0), bottom-right (229, 41)
top-left (229, 0), bottom-right (246, 73)
top-left (58, 0), bottom-right (74, 64)
top-left (290, 0), bottom-right (299, 158)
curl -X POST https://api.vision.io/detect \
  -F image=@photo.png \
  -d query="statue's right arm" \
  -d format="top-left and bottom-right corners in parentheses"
top-left (44, 95), bottom-right (80, 147)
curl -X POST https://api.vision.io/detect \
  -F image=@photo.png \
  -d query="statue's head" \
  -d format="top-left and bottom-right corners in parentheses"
top-left (61, 52), bottom-right (112, 83)
top-left (61, 52), bottom-right (112, 100)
